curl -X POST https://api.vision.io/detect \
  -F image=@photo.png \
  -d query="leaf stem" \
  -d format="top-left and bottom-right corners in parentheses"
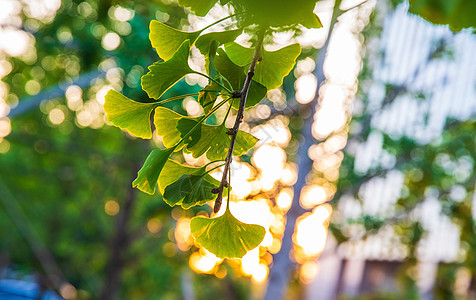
top-left (213, 27), bottom-right (267, 213)
top-left (193, 71), bottom-right (233, 94)
top-left (200, 14), bottom-right (238, 33)
top-left (174, 96), bottom-right (231, 147)
top-left (156, 93), bottom-right (199, 106)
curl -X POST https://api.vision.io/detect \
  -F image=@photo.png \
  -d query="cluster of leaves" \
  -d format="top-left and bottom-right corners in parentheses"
top-left (104, 1), bottom-right (321, 258)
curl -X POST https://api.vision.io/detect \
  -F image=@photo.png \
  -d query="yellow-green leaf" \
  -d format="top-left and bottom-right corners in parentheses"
top-left (158, 160), bottom-right (206, 194)
top-left (178, 0), bottom-right (219, 16)
top-left (195, 29), bottom-right (243, 56)
top-left (182, 122), bottom-right (258, 161)
top-left (191, 209), bottom-right (266, 258)
top-left (132, 148), bottom-right (175, 195)
top-left (225, 42), bottom-right (302, 90)
top-left (103, 90), bottom-right (156, 139)
top-left (142, 40), bottom-right (194, 100)
top-left (215, 48), bottom-right (267, 109)
top-left (164, 174), bottom-right (219, 209)
top-left (154, 107), bottom-right (196, 149)
top-left (149, 20), bottom-right (201, 61)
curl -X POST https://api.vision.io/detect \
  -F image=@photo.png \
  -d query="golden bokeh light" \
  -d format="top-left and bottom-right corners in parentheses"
top-left (189, 249), bottom-right (223, 274)
top-left (104, 199), bottom-right (120, 216)
top-left (295, 204), bottom-right (333, 259)
top-left (147, 218), bottom-right (162, 234)
top-left (175, 217), bottom-right (194, 251)
top-left (277, 188), bottom-right (293, 211)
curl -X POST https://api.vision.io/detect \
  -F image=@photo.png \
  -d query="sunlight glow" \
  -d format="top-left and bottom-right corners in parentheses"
top-left (102, 32), bottom-right (121, 51)
top-left (295, 204), bottom-right (332, 259)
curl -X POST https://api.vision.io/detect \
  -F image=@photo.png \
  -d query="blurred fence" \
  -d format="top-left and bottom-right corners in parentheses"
top-left (308, 2), bottom-right (476, 299)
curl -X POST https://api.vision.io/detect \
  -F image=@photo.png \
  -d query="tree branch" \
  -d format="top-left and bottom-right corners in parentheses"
top-left (212, 28), bottom-right (266, 213)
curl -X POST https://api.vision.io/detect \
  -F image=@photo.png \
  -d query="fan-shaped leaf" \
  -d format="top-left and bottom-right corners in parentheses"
top-left (158, 160), bottom-right (207, 194)
top-left (181, 122), bottom-right (258, 161)
top-left (149, 20), bottom-right (201, 61)
top-left (191, 209), bottom-right (266, 258)
top-left (195, 29), bottom-right (243, 56)
top-left (103, 90), bottom-right (157, 139)
top-left (142, 40), bottom-right (194, 100)
top-left (215, 48), bottom-right (267, 109)
top-left (133, 148), bottom-right (175, 195)
top-left (154, 107), bottom-right (196, 149)
top-left (232, 0), bottom-right (321, 28)
top-left (198, 81), bottom-right (221, 114)
top-left (178, 0), bottom-right (219, 16)
top-left (164, 173), bottom-right (220, 209)
top-left (225, 42), bottom-right (301, 90)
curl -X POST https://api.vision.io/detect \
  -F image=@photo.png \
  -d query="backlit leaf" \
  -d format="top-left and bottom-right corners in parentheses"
top-left (149, 20), bottom-right (200, 61)
top-left (232, 0), bottom-right (321, 28)
top-left (225, 42), bottom-right (301, 90)
top-left (164, 173), bottom-right (219, 209)
top-left (142, 40), bottom-right (194, 99)
top-left (154, 107), bottom-right (196, 149)
top-left (132, 148), bottom-right (175, 195)
top-left (198, 81), bottom-right (221, 114)
top-left (215, 48), bottom-right (267, 109)
top-left (190, 208), bottom-right (266, 258)
top-left (182, 122), bottom-right (258, 161)
top-left (158, 160), bottom-right (207, 194)
top-left (178, 0), bottom-right (219, 16)
top-left (195, 29), bottom-right (243, 56)
top-left (104, 90), bottom-right (156, 139)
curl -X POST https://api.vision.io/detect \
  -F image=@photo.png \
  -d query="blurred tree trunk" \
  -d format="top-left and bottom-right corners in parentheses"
top-left (100, 164), bottom-right (139, 300)
top-left (263, 1), bottom-right (342, 299)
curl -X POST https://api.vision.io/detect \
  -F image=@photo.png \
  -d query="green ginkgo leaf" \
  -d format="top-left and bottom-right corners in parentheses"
top-left (195, 29), bottom-right (243, 56)
top-left (232, 0), bottom-right (321, 28)
top-left (215, 48), bottom-right (267, 109)
top-left (164, 174), bottom-right (219, 209)
top-left (198, 81), bottom-right (221, 114)
top-left (149, 20), bottom-right (201, 61)
top-left (154, 107), bottom-right (196, 149)
top-left (190, 208), bottom-right (266, 258)
top-left (158, 160), bottom-right (207, 194)
top-left (178, 0), bottom-right (219, 16)
top-left (103, 90), bottom-right (157, 139)
top-left (182, 122), bottom-right (258, 160)
top-left (225, 42), bottom-right (301, 90)
top-left (142, 40), bottom-right (194, 99)
top-left (133, 148), bottom-right (175, 195)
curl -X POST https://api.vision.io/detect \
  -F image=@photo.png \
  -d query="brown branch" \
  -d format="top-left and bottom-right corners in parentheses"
top-left (212, 28), bottom-right (267, 213)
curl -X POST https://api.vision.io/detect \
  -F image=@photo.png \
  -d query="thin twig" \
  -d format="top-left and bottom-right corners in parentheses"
top-left (212, 28), bottom-right (266, 213)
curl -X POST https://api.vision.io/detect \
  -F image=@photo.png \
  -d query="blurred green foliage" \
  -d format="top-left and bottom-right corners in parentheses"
top-left (0, 0), bottom-right (251, 298)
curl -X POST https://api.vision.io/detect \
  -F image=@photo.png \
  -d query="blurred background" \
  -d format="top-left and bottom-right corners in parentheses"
top-left (0, 0), bottom-right (475, 299)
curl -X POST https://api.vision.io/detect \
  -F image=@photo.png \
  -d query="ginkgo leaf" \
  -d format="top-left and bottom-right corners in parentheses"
top-left (178, 0), bottom-right (219, 16)
top-left (142, 40), bottom-right (194, 100)
top-left (154, 107), bottom-right (196, 149)
top-left (158, 160), bottom-right (207, 194)
top-left (103, 90), bottom-right (157, 139)
top-left (133, 148), bottom-right (175, 195)
top-left (183, 122), bottom-right (258, 161)
top-left (164, 174), bottom-right (219, 209)
top-left (190, 208), bottom-right (266, 258)
top-left (215, 48), bottom-right (267, 109)
top-left (232, 0), bottom-right (321, 29)
top-left (225, 42), bottom-right (301, 90)
top-left (198, 81), bottom-right (221, 114)
top-left (195, 29), bottom-right (243, 56)
top-left (149, 20), bottom-right (201, 61)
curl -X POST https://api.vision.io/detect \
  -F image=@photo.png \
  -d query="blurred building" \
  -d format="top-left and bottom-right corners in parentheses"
top-left (308, 2), bottom-right (476, 299)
